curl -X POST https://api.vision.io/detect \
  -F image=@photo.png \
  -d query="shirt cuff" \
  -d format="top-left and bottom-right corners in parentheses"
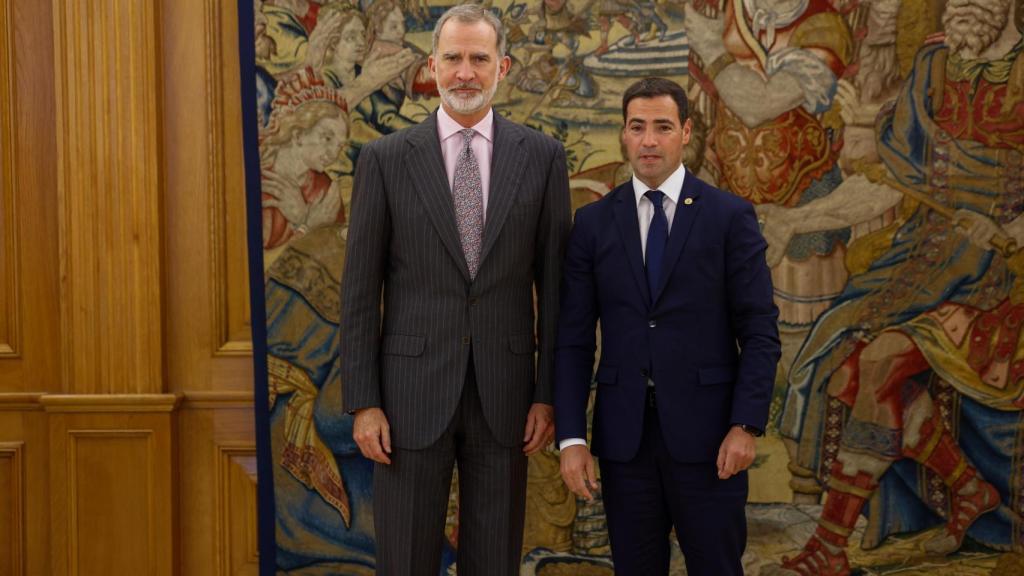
top-left (731, 423), bottom-right (764, 437)
top-left (559, 438), bottom-right (587, 451)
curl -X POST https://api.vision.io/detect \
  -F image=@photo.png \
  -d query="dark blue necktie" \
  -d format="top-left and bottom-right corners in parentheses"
top-left (645, 189), bottom-right (668, 300)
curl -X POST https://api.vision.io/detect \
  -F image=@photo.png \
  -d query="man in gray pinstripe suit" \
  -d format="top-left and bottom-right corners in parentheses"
top-left (339, 4), bottom-right (572, 574)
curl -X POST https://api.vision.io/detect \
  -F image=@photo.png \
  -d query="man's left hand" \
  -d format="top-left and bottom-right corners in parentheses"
top-left (523, 403), bottom-right (554, 455)
top-left (716, 426), bottom-right (757, 479)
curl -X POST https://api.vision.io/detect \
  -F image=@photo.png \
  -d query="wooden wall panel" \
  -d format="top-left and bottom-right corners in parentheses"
top-left (46, 399), bottom-right (177, 576)
top-left (53, 0), bottom-right (163, 394)
top-left (178, 404), bottom-right (255, 576)
top-left (164, 0), bottom-right (253, 395)
top-left (217, 444), bottom-right (258, 576)
top-left (0, 0), bottom-right (19, 360)
top-left (2, 0), bottom-right (260, 573)
top-left (206, 0), bottom-right (253, 358)
top-left (0, 441), bottom-right (24, 576)
top-left (0, 410), bottom-right (50, 576)
top-left (0, 0), bottom-right (59, 392)
top-left (164, 0), bottom-right (257, 569)
top-left (67, 431), bottom-right (153, 573)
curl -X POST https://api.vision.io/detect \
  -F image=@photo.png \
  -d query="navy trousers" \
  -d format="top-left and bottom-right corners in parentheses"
top-left (599, 390), bottom-right (748, 575)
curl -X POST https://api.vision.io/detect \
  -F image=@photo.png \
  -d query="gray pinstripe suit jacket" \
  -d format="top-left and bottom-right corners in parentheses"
top-left (339, 110), bottom-right (571, 450)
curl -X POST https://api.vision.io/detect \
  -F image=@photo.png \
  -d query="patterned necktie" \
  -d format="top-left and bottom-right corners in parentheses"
top-left (645, 189), bottom-right (668, 300)
top-left (453, 128), bottom-right (484, 279)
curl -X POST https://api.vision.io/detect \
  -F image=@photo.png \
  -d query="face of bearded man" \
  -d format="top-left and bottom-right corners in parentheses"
top-left (943, 0), bottom-right (1012, 59)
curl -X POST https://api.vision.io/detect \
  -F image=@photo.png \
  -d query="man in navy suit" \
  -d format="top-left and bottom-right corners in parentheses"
top-left (555, 77), bottom-right (781, 575)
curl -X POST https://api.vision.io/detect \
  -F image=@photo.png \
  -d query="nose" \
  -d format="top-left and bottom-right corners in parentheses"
top-left (455, 61), bottom-right (474, 82)
top-left (641, 127), bottom-right (658, 147)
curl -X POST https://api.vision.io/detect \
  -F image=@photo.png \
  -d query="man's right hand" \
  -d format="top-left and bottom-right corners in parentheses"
top-left (353, 407), bottom-right (392, 465)
top-left (560, 445), bottom-right (599, 501)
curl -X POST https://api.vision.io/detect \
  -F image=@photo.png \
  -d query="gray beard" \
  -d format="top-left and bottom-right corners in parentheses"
top-left (855, 43), bottom-right (900, 101)
top-left (438, 80), bottom-right (499, 116)
top-left (943, 0), bottom-right (1010, 58)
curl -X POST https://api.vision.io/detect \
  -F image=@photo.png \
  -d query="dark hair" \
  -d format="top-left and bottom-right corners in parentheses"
top-left (622, 77), bottom-right (689, 126)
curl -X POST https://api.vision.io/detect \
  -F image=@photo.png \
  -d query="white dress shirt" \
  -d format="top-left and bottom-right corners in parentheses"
top-left (559, 164), bottom-right (687, 451)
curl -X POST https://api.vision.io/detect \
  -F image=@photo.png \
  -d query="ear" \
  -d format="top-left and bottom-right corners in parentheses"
top-left (427, 53), bottom-right (437, 78)
top-left (498, 55), bottom-right (512, 80)
top-left (680, 118), bottom-right (693, 146)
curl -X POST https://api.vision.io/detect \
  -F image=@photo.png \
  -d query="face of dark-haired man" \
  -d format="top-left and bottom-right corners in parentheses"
top-left (622, 95), bottom-right (692, 190)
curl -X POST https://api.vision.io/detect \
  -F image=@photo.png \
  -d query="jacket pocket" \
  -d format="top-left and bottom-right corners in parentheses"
top-left (381, 334), bottom-right (426, 357)
top-left (509, 333), bottom-right (536, 355)
top-left (594, 365), bottom-right (618, 386)
top-left (698, 365), bottom-right (736, 386)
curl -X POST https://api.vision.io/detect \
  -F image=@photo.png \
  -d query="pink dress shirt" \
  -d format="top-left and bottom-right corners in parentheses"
top-left (436, 105), bottom-right (494, 222)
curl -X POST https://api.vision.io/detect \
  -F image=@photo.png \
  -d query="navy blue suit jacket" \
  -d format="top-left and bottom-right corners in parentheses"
top-left (554, 170), bottom-right (781, 463)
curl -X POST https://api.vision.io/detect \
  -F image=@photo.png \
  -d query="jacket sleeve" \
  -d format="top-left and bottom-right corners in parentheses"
top-left (339, 143), bottom-right (391, 413)
top-left (724, 201), bottom-right (781, 431)
top-left (553, 206), bottom-right (599, 442)
top-left (532, 143), bottom-right (572, 404)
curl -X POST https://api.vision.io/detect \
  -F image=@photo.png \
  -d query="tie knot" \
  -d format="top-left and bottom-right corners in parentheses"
top-left (645, 189), bottom-right (665, 211)
top-left (460, 128), bottom-right (476, 148)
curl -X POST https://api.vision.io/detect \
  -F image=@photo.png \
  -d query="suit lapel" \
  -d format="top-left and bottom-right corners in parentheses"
top-left (652, 169), bottom-right (702, 305)
top-left (479, 114), bottom-right (527, 267)
top-left (405, 112), bottom-right (472, 281)
top-left (612, 183), bottom-right (651, 308)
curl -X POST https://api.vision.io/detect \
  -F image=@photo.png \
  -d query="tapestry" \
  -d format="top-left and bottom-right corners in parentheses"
top-left (240, 0), bottom-right (1024, 573)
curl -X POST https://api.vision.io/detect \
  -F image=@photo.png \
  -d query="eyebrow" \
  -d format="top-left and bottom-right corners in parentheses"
top-left (627, 118), bottom-right (676, 125)
top-left (441, 50), bottom-right (492, 59)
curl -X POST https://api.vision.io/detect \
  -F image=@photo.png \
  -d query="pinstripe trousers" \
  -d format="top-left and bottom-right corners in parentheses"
top-left (372, 354), bottom-right (529, 575)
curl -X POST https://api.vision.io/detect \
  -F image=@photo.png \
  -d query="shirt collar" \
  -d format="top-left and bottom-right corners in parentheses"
top-left (437, 105), bottom-right (494, 143)
top-left (633, 164), bottom-right (686, 207)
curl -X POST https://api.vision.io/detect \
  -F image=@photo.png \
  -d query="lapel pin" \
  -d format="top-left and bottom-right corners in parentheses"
top-left (683, 197), bottom-right (693, 205)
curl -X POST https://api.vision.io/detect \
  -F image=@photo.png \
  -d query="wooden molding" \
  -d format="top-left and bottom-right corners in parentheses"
top-left (0, 442), bottom-right (25, 576)
top-left (0, 393), bottom-right (189, 412)
top-left (0, 393), bottom-right (44, 411)
top-left (215, 444), bottom-right (258, 575)
top-left (41, 394), bottom-right (181, 413)
top-left (206, 0), bottom-right (252, 358)
top-left (181, 390), bottom-right (254, 409)
top-left (52, 0), bottom-right (164, 393)
top-left (0, 0), bottom-right (20, 359)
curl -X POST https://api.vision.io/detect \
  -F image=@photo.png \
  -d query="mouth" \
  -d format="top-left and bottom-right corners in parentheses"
top-left (638, 154), bottom-right (661, 162)
top-left (449, 84), bottom-right (482, 95)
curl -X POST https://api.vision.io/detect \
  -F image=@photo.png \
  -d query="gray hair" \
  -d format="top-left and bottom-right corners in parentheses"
top-left (431, 3), bottom-right (506, 58)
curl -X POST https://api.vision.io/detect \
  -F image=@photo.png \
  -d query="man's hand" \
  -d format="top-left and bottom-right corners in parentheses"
top-left (304, 10), bottom-right (343, 70)
top-left (955, 209), bottom-right (1003, 251)
top-left (683, 4), bottom-right (726, 63)
top-left (1004, 212), bottom-right (1024, 247)
top-left (522, 403), bottom-right (554, 455)
top-left (353, 407), bottom-right (392, 464)
top-left (560, 444), bottom-right (599, 501)
top-left (755, 203), bottom-right (796, 267)
top-left (261, 170), bottom-right (307, 226)
top-left (716, 426), bottom-right (756, 479)
top-left (304, 184), bottom-right (343, 230)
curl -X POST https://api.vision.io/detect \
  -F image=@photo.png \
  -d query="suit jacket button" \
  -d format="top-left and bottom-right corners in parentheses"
top-left (469, 297), bottom-right (478, 306)
top-left (648, 320), bottom-right (657, 328)
top-left (462, 336), bottom-right (471, 345)
top-left (640, 368), bottom-right (649, 377)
